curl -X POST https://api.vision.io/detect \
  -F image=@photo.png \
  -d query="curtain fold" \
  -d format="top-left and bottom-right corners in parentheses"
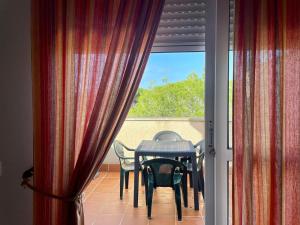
top-left (233, 0), bottom-right (300, 225)
top-left (31, 0), bottom-right (165, 224)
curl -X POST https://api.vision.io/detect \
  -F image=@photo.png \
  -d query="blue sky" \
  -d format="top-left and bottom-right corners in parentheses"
top-left (140, 52), bottom-right (233, 89)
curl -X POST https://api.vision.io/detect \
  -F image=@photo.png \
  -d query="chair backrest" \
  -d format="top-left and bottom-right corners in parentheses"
top-left (195, 139), bottom-right (205, 154)
top-left (153, 130), bottom-right (183, 142)
top-left (142, 158), bottom-right (185, 187)
top-left (194, 139), bottom-right (205, 167)
top-left (113, 140), bottom-right (125, 159)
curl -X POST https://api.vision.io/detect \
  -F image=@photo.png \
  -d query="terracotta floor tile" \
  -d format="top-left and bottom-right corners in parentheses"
top-left (176, 217), bottom-right (205, 225)
top-left (94, 184), bottom-right (119, 193)
top-left (148, 215), bottom-right (176, 225)
top-left (104, 172), bottom-right (120, 178)
top-left (93, 214), bottom-right (123, 225)
top-left (151, 204), bottom-right (175, 216)
top-left (84, 212), bottom-right (97, 225)
top-left (121, 215), bottom-right (149, 225)
top-left (182, 206), bottom-right (203, 217)
top-left (126, 195), bottom-right (147, 206)
top-left (101, 177), bottom-right (119, 182)
top-left (98, 203), bottom-right (128, 215)
top-left (98, 172), bottom-right (108, 178)
top-left (84, 201), bottom-right (103, 214)
top-left (88, 192), bottom-right (123, 202)
top-left (84, 172), bottom-right (204, 225)
top-left (125, 205), bottom-right (148, 216)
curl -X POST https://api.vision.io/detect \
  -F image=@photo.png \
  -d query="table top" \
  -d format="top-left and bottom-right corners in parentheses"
top-left (136, 140), bottom-right (195, 155)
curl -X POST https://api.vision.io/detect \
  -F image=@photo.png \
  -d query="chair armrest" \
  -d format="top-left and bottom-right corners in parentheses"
top-left (118, 141), bottom-right (136, 151)
top-left (118, 156), bottom-right (135, 160)
top-left (196, 152), bottom-right (205, 159)
top-left (173, 170), bottom-right (183, 185)
top-left (193, 140), bottom-right (203, 148)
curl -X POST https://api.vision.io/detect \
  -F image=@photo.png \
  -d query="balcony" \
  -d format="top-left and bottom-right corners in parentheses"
top-left (84, 118), bottom-right (233, 225)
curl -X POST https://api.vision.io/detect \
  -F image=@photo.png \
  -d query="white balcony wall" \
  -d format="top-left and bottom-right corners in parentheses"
top-left (104, 117), bottom-right (205, 164)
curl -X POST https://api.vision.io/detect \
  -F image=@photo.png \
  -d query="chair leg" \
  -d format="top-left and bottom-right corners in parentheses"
top-left (147, 181), bottom-right (154, 219)
top-left (143, 169), bottom-right (148, 205)
top-left (198, 169), bottom-right (205, 199)
top-left (189, 171), bottom-right (193, 188)
top-left (141, 172), bottom-right (145, 186)
top-left (181, 171), bottom-right (188, 207)
top-left (125, 171), bottom-right (129, 189)
top-left (120, 168), bottom-right (124, 200)
top-left (174, 184), bottom-right (182, 221)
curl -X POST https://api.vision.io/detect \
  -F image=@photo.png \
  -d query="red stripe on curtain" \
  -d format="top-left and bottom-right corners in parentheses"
top-left (233, 0), bottom-right (300, 225)
top-left (31, 1), bottom-right (165, 224)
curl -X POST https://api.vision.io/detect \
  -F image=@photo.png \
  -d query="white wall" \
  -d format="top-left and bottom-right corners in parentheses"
top-left (0, 1), bottom-right (33, 225)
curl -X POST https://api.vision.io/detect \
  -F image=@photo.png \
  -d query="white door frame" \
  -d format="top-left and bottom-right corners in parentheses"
top-left (204, 0), bottom-right (216, 224)
top-left (215, 0), bottom-right (233, 224)
top-left (205, 0), bottom-right (232, 224)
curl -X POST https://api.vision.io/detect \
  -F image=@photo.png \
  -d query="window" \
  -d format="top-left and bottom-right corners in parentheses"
top-left (128, 52), bottom-right (205, 118)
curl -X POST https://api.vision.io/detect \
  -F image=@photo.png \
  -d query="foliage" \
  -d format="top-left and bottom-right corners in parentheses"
top-left (128, 73), bottom-right (205, 117)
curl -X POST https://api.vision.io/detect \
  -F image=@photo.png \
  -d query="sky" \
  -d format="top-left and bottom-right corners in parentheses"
top-left (140, 52), bottom-right (233, 89)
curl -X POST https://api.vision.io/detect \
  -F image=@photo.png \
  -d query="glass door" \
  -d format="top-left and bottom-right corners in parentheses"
top-left (205, 0), bottom-right (233, 224)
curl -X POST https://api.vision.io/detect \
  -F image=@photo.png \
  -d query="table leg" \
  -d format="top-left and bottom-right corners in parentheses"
top-left (191, 154), bottom-right (199, 210)
top-left (133, 153), bottom-right (139, 208)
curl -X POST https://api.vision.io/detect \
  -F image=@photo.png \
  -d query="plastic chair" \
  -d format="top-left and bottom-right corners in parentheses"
top-left (181, 140), bottom-right (205, 199)
top-left (113, 140), bottom-right (137, 200)
top-left (142, 158), bottom-right (187, 221)
top-left (152, 131), bottom-right (183, 160)
top-left (153, 130), bottom-right (183, 142)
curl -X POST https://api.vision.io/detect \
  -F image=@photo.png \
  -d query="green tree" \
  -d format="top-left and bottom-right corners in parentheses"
top-left (128, 73), bottom-right (205, 117)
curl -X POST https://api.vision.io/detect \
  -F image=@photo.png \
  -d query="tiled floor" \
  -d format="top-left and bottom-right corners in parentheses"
top-left (83, 172), bottom-right (205, 225)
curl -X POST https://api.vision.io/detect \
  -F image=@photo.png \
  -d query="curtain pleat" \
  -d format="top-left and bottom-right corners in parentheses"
top-left (233, 0), bottom-right (300, 225)
top-left (31, 1), bottom-right (165, 224)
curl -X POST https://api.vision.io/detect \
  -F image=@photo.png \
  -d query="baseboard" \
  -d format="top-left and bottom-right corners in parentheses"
top-left (99, 163), bottom-right (120, 172)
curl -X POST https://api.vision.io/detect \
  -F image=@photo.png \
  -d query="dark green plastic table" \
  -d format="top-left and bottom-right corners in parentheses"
top-left (133, 140), bottom-right (199, 210)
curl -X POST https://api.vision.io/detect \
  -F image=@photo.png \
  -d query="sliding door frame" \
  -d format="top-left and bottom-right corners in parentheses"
top-left (204, 0), bottom-right (216, 224)
top-left (215, 0), bottom-right (233, 224)
top-left (205, 0), bottom-right (232, 224)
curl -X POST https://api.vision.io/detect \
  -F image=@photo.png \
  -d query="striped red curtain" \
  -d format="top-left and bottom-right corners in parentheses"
top-left (31, 0), bottom-right (164, 225)
top-left (233, 0), bottom-right (300, 225)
